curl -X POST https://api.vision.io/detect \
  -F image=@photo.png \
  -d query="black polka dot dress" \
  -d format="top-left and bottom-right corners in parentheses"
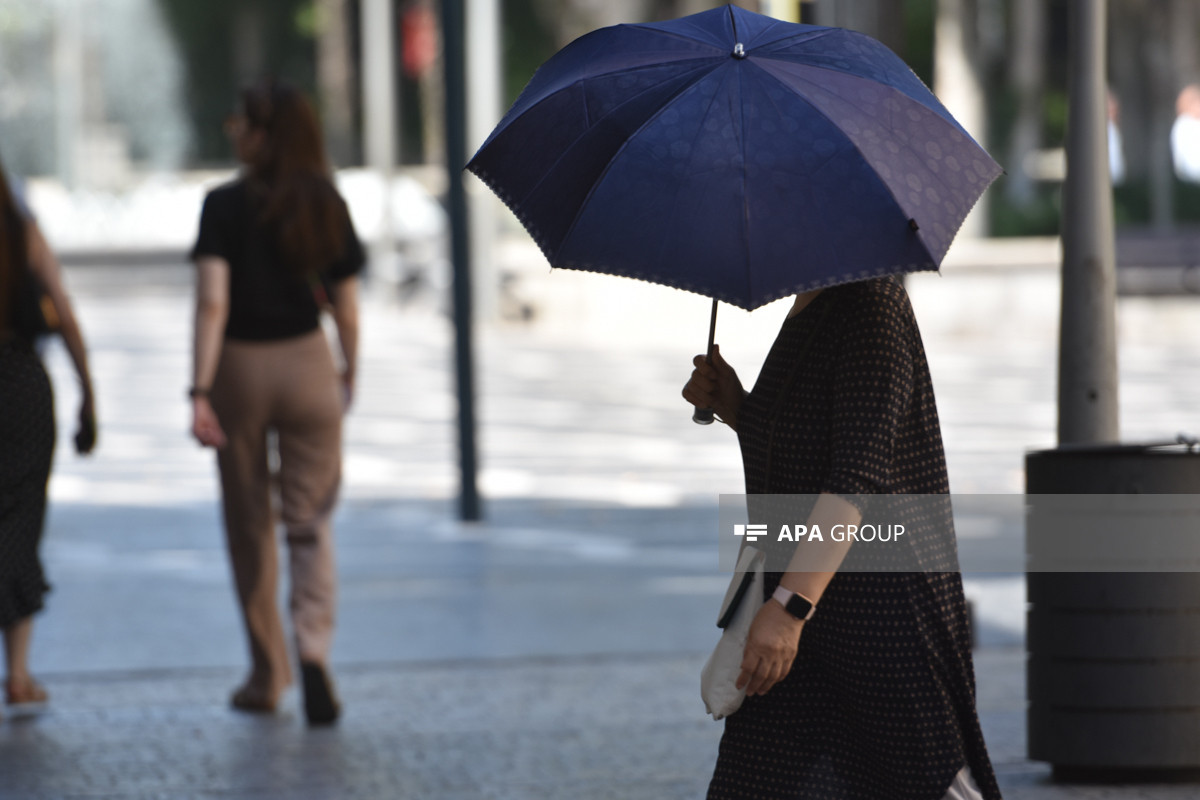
top-left (0, 339), bottom-right (55, 629)
top-left (707, 278), bottom-right (1002, 800)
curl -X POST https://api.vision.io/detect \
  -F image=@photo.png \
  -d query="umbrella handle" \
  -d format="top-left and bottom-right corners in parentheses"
top-left (692, 299), bottom-right (719, 425)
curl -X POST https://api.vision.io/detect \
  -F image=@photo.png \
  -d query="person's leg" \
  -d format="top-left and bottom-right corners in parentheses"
top-left (3, 616), bottom-right (32, 682)
top-left (3, 615), bottom-right (31, 682)
top-left (3, 616), bottom-right (46, 704)
top-left (274, 334), bottom-right (342, 667)
top-left (274, 331), bottom-right (343, 724)
top-left (212, 341), bottom-right (292, 706)
top-left (0, 345), bottom-right (55, 707)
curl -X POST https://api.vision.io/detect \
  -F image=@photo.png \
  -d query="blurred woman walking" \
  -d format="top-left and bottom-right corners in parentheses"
top-left (0, 158), bottom-right (96, 718)
top-left (189, 79), bottom-right (364, 725)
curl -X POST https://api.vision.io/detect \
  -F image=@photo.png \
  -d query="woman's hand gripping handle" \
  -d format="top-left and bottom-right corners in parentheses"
top-left (682, 344), bottom-right (746, 432)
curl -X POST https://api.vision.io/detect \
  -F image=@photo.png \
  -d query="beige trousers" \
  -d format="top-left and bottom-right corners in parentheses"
top-left (211, 329), bottom-right (343, 698)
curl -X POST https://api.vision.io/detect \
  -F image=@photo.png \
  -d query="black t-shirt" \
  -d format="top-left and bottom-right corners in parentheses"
top-left (190, 178), bottom-right (365, 341)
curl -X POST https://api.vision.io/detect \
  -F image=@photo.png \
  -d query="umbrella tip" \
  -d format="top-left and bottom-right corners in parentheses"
top-left (733, 43), bottom-right (747, 59)
top-left (908, 218), bottom-right (920, 232)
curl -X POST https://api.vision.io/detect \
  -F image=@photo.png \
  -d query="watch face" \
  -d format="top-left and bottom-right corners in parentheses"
top-left (772, 585), bottom-right (815, 620)
top-left (786, 594), bottom-right (814, 620)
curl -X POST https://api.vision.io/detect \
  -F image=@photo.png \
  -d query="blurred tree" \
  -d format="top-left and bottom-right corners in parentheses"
top-left (156, 0), bottom-right (319, 165)
top-left (904, 0), bottom-right (936, 86)
top-left (814, 0), bottom-right (906, 56)
top-left (502, 0), bottom-right (555, 105)
top-left (1108, 0), bottom-right (1200, 228)
top-left (403, 0), bottom-right (441, 163)
top-left (316, 0), bottom-right (359, 166)
top-left (1005, 0), bottom-right (1047, 205)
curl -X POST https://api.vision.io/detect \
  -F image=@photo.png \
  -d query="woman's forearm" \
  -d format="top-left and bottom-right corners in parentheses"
top-left (192, 258), bottom-right (230, 391)
top-left (26, 223), bottom-right (92, 394)
top-left (777, 492), bottom-right (862, 605)
top-left (331, 277), bottom-right (359, 381)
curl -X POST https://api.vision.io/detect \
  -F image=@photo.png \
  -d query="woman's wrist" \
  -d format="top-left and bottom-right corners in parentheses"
top-left (720, 390), bottom-right (748, 431)
top-left (188, 385), bottom-right (210, 400)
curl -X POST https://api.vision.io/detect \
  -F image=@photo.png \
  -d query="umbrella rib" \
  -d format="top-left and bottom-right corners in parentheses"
top-left (554, 62), bottom-right (727, 265)
top-left (648, 65), bottom-right (740, 290)
top-left (566, 54), bottom-right (723, 85)
top-left (752, 37), bottom-right (961, 135)
top-left (747, 27), bottom-right (834, 52)
top-left (518, 59), bottom-right (721, 203)
top-left (751, 27), bottom-right (839, 53)
top-left (789, 61), bottom-right (991, 255)
top-left (735, 62), bottom-right (753, 304)
top-left (749, 74), bottom-right (843, 277)
top-left (746, 60), bottom-right (939, 261)
top-left (490, 59), bottom-right (724, 263)
top-left (727, 0), bottom-right (754, 301)
top-left (625, 23), bottom-right (727, 54)
top-left (482, 52), bottom-right (730, 153)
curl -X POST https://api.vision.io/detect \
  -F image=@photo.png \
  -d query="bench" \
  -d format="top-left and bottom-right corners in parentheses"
top-left (1116, 229), bottom-right (1200, 295)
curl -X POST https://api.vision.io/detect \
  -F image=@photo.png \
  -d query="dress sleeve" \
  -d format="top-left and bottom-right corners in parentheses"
top-left (190, 191), bottom-right (232, 262)
top-left (822, 286), bottom-right (914, 498)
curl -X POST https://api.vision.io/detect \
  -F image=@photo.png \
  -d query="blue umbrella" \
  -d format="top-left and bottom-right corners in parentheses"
top-left (468, 4), bottom-right (1001, 422)
top-left (468, 3), bottom-right (1000, 310)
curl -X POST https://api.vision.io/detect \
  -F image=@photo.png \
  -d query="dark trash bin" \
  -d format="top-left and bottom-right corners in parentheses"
top-left (1026, 442), bottom-right (1200, 780)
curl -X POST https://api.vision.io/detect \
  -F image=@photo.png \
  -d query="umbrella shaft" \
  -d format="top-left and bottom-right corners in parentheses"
top-left (693, 299), bottom-right (719, 425)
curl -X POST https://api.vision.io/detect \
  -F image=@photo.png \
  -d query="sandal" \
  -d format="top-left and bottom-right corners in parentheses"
top-left (230, 685), bottom-right (277, 714)
top-left (5, 677), bottom-right (49, 708)
top-left (300, 662), bottom-right (340, 726)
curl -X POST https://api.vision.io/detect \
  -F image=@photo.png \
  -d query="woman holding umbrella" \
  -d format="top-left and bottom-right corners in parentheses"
top-left (468, 5), bottom-right (1004, 795)
top-left (683, 278), bottom-right (1000, 799)
top-left (189, 79), bottom-right (364, 725)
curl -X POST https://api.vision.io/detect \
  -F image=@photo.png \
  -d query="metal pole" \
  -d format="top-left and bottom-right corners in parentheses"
top-left (1059, 0), bottom-right (1118, 445)
top-left (361, 0), bottom-right (398, 280)
top-left (466, 0), bottom-right (502, 322)
top-left (443, 0), bottom-right (481, 521)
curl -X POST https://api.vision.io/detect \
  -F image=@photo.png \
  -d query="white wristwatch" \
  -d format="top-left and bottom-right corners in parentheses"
top-left (772, 585), bottom-right (817, 621)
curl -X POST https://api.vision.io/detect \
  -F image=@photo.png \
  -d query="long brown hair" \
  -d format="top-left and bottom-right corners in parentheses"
top-left (241, 79), bottom-right (348, 276)
top-left (0, 155), bottom-right (29, 332)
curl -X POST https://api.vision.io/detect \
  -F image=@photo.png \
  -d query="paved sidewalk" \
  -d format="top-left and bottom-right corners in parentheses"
top-left (5, 650), bottom-right (1200, 799)
top-left (3, 260), bottom-right (1200, 798)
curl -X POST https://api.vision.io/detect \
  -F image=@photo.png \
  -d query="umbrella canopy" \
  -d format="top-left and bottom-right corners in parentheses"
top-left (468, 4), bottom-right (1001, 311)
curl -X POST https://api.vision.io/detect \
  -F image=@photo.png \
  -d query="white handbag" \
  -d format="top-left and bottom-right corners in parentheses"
top-left (701, 546), bottom-right (765, 720)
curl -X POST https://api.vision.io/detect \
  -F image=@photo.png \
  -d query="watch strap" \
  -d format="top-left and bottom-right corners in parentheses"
top-left (772, 585), bottom-right (816, 621)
